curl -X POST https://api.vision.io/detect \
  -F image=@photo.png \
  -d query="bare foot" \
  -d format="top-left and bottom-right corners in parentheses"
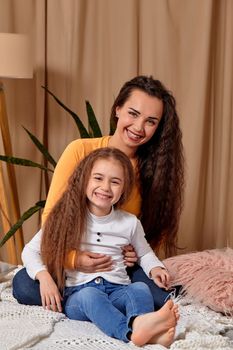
top-left (131, 300), bottom-right (178, 347)
top-left (173, 304), bottom-right (180, 322)
top-left (149, 327), bottom-right (175, 348)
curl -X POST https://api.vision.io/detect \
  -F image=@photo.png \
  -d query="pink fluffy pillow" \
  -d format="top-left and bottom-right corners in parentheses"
top-left (163, 248), bottom-right (233, 314)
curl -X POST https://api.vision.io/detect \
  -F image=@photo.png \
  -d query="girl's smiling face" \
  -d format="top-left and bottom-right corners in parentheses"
top-left (115, 89), bottom-right (163, 151)
top-left (86, 158), bottom-right (125, 216)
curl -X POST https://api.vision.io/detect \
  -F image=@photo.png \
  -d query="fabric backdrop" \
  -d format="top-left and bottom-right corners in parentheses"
top-left (0, 0), bottom-right (232, 262)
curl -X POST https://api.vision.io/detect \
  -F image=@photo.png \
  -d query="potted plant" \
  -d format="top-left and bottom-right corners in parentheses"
top-left (0, 86), bottom-right (112, 248)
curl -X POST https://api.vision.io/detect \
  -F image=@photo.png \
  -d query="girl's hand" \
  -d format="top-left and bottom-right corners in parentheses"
top-left (75, 251), bottom-right (113, 273)
top-left (150, 267), bottom-right (170, 290)
top-left (36, 270), bottom-right (63, 313)
top-left (121, 244), bottom-right (138, 267)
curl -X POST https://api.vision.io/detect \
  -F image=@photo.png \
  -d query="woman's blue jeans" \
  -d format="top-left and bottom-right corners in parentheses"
top-left (63, 277), bottom-right (154, 342)
top-left (13, 265), bottom-right (171, 311)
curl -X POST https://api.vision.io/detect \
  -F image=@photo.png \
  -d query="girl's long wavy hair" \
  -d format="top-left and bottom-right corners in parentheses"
top-left (111, 75), bottom-right (185, 257)
top-left (41, 147), bottom-right (134, 291)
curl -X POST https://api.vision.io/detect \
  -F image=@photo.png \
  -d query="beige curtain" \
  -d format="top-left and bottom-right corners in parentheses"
top-left (0, 0), bottom-right (232, 262)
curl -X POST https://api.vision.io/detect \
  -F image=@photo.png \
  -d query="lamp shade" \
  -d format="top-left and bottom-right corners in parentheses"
top-left (0, 33), bottom-right (33, 79)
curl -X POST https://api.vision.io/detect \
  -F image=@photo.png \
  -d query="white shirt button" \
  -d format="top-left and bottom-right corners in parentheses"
top-left (95, 277), bottom-right (101, 284)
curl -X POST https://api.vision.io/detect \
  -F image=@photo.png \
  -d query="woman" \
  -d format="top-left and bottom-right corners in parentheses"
top-left (13, 75), bottom-right (184, 310)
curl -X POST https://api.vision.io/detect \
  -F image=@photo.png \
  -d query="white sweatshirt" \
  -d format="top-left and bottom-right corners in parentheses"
top-left (22, 208), bottom-right (165, 287)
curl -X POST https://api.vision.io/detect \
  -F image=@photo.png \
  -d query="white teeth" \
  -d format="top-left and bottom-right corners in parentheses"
top-left (127, 129), bottom-right (142, 140)
top-left (95, 193), bottom-right (110, 199)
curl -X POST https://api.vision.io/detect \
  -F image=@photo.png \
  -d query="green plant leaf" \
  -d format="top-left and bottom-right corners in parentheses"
top-left (85, 101), bottom-right (102, 137)
top-left (0, 86), bottom-right (103, 248)
top-left (0, 200), bottom-right (46, 247)
top-left (42, 86), bottom-right (90, 138)
top-left (0, 155), bottom-right (54, 172)
top-left (22, 126), bottom-right (57, 168)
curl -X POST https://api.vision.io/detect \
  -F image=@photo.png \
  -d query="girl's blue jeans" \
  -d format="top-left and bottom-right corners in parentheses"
top-left (13, 270), bottom-right (154, 342)
top-left (13, 265), bottom-right (171, 312)
top-left (63, 277), bottom-right (154, 341)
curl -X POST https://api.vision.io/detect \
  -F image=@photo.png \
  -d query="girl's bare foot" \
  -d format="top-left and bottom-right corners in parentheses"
top-left (149, 327), bottom-right (175, 348)
top-left (173, 304), bottom-right (180, 322)
top-left (131, 300), bottom-right (178, 347)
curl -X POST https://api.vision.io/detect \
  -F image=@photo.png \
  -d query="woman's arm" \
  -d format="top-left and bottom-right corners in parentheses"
top-left (64, 247), bottom-right (137, 271)
top-left (121, 244), bottom-right (138, 267)
top-left (42, 141), bottom-right (82, 225)
top-left (65, 250), bottom-right (113, 272)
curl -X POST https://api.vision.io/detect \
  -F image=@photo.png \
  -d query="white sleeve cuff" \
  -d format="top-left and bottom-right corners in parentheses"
top-left (138, 251), bottom-right (166, 278)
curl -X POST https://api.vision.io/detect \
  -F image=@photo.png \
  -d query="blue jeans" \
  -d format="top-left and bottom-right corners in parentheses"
top-left (63, 277), bottom-right (154, 342)
top-left (12, 266), bottom-right (174, 310)
top-left (13, 268), bottom-right (42, 306)
top-left (128, 264), bottom-right (171, 310)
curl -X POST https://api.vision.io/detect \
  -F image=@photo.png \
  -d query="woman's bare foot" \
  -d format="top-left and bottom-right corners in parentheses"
top-left (149, 327), bottom-right (175, 348)
top-left (131, 300), bottom-right (178, 347)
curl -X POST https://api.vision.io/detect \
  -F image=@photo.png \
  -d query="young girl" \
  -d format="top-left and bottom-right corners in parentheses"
top-left (13, 75), bottom-right (184, 310)
top-left (20, 147), bottom-right (179, 347)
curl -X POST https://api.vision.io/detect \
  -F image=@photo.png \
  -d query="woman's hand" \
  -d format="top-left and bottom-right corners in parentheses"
top-left (36, 270), bottom-right (63, 313)
top-left (121, 244), bottom-right (138, 267)
top-left (150, 267), bottom-right (170, 290)
top-left (75, 251), bottom-right (113, 273)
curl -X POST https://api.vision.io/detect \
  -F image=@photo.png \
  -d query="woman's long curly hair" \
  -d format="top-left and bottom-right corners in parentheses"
top-left (41, 147), bottom-right (134, 291)
top-left (110, 75), bottom-right (185, 257)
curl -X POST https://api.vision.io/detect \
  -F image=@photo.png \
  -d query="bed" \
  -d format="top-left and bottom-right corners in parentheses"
top-left (0, 253), bottom-right (233, 350)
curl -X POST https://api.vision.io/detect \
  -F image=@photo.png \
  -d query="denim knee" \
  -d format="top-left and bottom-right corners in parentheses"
top-left (65, 287), bottom-right (98, 321)
top-left (12, 268), bottom-right (41, 306)
top-left (129, 265), bottom-right (171, 310)
top-left (130, 281), bottom-right (151, 293)
top-left (66, 287), bottom-right (98, 308)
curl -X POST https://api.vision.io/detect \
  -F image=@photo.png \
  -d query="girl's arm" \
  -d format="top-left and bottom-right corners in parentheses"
top-left (21, 229), bottom-right (47, 279)
top-left (36, 270), bottom-right (62, 312)
top-left (131, 219), bottom-right (169, 288)
top-left (149, 267), bottom-right (170, 290)
top-left (22, 229), bottom-right (62, 312)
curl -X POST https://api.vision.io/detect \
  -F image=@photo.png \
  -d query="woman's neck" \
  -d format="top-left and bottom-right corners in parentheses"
top-left (108, 134), bottom-right (137, 160)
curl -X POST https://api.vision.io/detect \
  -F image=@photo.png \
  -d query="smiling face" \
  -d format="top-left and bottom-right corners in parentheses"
top-left (113, 89), bottom-right (163, 155)
top-left (86, 157), bottom-right (125, 216)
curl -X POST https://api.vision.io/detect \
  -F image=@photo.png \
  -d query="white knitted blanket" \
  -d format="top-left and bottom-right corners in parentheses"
top-left (0, 276), bottom-right (233, 350)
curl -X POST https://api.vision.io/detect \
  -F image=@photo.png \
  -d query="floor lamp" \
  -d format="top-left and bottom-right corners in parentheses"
top-left (0, 33), bottom-right (33, 264)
